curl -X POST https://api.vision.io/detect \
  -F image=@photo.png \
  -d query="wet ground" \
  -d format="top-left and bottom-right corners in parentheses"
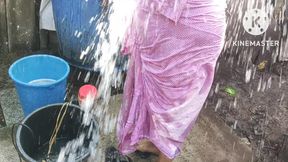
top-left (1, 51), bottom-right (287, 162)
top-left (0, 88), bottom-right (252, 162)
top-left (207, 54), bottom-right (288, 162)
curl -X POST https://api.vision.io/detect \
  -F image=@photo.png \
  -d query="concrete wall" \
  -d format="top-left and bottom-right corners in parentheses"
top-left (0, 0), bottom-right (8, 54)
top-left (0, 0), bottom-right (39, 54)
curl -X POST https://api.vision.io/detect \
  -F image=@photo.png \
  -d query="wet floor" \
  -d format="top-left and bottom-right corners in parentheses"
top-left (0, 52), bottom-right (252, 162)
top-left (0, 88), bottom-right (252, 162)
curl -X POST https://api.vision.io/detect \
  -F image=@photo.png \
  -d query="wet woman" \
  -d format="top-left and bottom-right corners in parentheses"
top-left (117, 0), bottom-right (227, 161)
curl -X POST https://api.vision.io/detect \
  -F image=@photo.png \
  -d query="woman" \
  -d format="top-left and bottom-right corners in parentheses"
top-left (117, 0), bottom-right (227, 161)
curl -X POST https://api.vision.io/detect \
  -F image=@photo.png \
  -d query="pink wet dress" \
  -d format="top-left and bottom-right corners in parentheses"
top-left (117, 0), bottom-right (227, 159)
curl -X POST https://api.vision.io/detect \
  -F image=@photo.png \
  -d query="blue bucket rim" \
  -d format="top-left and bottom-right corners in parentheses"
top-left (8, 54), bottom-right (70, 87)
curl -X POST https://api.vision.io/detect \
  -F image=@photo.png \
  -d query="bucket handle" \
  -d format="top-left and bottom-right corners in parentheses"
top-left (11, 122), bottom-right (37, 162)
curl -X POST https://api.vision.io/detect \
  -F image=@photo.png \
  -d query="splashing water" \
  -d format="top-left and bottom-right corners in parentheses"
top-left (56, 0), bottom-right (137, 161)
top-left (93, 0), bottom-right (137, 103)
top-left (51, 0), bottom-right (288, 161)
top-left (215, 98), bottom-right (222, 112)
top-left (214, 0), bottom-right (288, 161)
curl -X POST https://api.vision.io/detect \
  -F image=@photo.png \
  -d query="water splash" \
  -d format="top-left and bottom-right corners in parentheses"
top-left (56, 0), bottom-right (137, 161)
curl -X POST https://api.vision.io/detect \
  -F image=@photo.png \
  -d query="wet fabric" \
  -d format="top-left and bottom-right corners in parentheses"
top-left (40, 0), bottom-right (55, 31)
top-left (117, 0), bottom-right (227, 159)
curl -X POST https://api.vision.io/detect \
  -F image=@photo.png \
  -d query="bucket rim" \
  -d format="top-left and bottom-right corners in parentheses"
top-left (8, 54), bottom-right (70, 88)
top-left (15, 103), bottom-right (93, 162)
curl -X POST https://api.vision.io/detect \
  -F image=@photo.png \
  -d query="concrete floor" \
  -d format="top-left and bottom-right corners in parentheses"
top-left (0, 88), bottom-right (23, 162)
top-left (0, 87), bottom-right (252, 162)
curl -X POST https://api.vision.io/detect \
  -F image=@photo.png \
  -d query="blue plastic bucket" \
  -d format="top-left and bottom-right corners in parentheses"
top-left (8, 55), bottom-right (70, 116)
top-left (51, 0), bottom-right (102, 70)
